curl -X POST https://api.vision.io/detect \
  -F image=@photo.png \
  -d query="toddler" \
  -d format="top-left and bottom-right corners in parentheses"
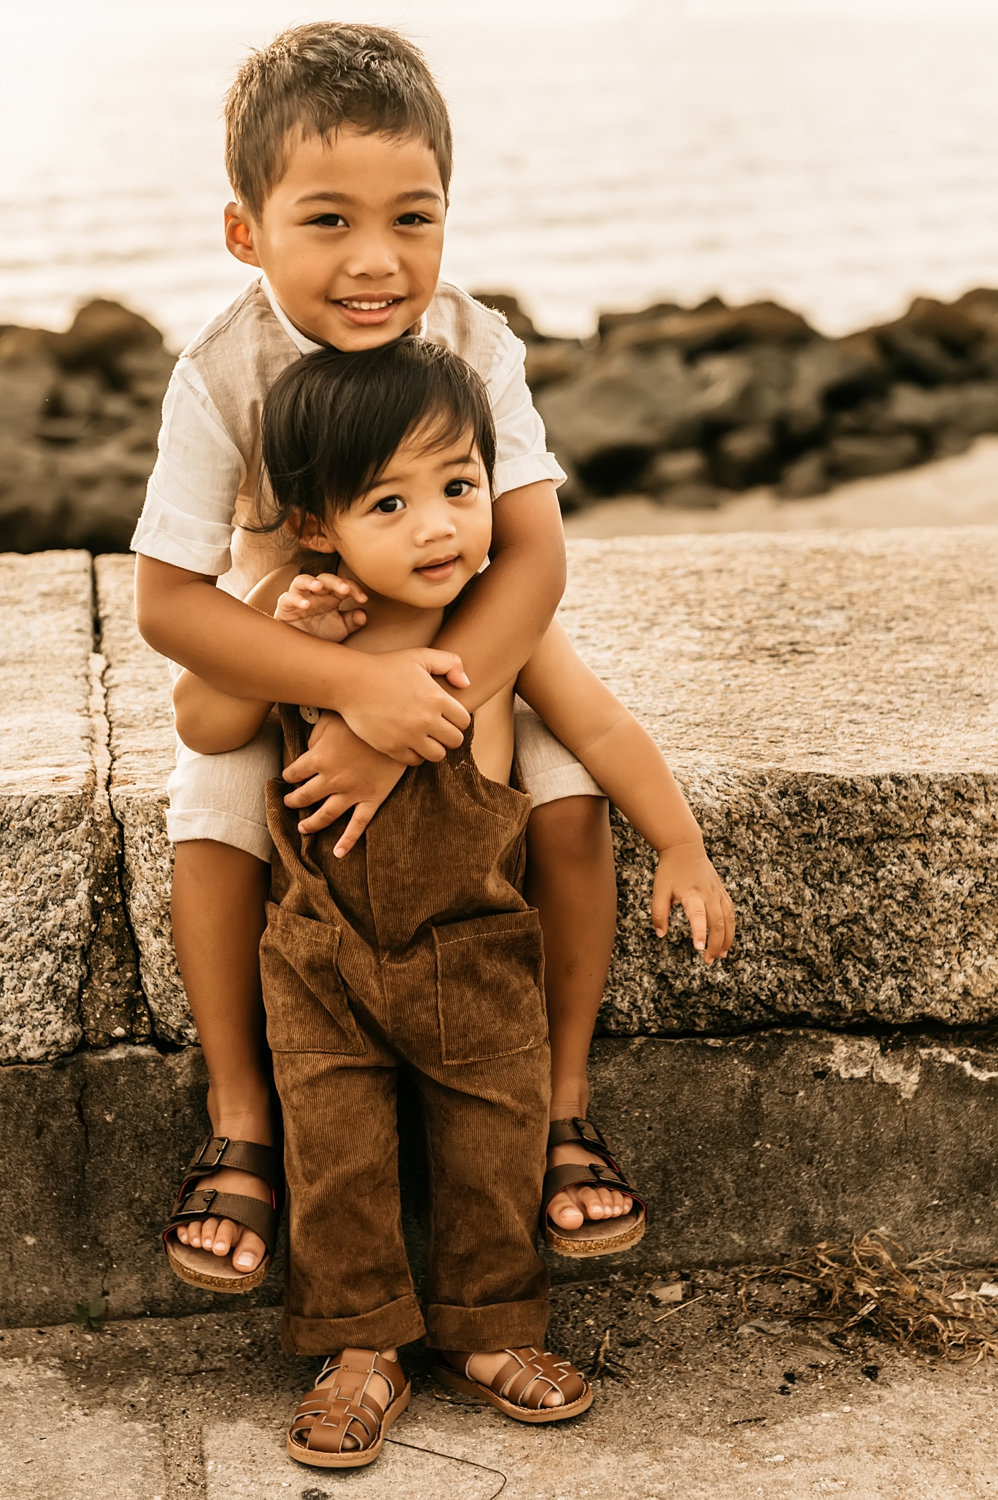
top-left (172, 338), bottom-right (734, 1467)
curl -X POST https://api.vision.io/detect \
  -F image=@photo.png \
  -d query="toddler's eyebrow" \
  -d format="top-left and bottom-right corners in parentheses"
top-left (294, 189), bottom-right (444, 208)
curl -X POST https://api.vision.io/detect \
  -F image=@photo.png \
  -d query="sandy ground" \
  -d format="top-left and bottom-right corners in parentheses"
top-left (3, 1268), bottom-right (996, 1499)
top-left (563, 436), bottom-right (998, 538)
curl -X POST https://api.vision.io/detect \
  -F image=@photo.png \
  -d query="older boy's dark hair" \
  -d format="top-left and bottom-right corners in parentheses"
top-left (258, 339), bottom-right (496, 535)
top-left (225, 22), bottom-right (453, 219)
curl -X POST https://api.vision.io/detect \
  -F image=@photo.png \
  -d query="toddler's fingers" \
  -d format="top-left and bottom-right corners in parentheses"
top-left (684, 896), bottom-right (708, 955)
top-left (651, 892), bottom-right (673, 939)
top-left (333, 801), bottom-right (377, 858)
top-left (295, 793), bottom-right (354, 834)
top-left (312, 572), bottom-right (367, 603)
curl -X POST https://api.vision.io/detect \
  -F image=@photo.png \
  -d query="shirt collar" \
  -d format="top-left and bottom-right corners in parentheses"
top-left (261, 278), bottom-right (324, 355)
top-left (262, 276), bottom-right (429, 351)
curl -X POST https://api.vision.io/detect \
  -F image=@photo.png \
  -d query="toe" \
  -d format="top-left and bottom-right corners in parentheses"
top-left (232, 1230), bottom-right (267, 1273)
top-left (547, 1190), bottom-right (585, 1231)
top-left (575, 1185), bottom-right (607, 1220)
top-left (198, 1215), bottom-right (221, 1251)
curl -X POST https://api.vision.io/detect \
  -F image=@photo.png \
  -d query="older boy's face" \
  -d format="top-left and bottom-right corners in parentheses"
top-left (226, 128), bottom-right (446, 350)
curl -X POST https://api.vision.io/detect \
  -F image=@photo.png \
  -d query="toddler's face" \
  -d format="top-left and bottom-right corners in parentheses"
top-left (227, 128), bottom-right (446, 351)
top-left (312, 426), bottom-right (492, 609)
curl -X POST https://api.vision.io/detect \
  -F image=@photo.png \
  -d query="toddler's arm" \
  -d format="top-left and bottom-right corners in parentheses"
top-left (517, 622), bottom-right (735, 962)
top-left (171, 568), bottom-right (366, 753)
top-left (136, 555), bottom-right (471, 763)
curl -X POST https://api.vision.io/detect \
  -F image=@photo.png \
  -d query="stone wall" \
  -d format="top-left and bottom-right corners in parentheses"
top-left (1, 532), bottom-right (996, 1325)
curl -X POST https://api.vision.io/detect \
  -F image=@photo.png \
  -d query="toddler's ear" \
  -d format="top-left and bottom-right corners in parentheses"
top-left (224, 202), bottom-right (261, 267)
top-left (291, 511), bottom-right (338, 553)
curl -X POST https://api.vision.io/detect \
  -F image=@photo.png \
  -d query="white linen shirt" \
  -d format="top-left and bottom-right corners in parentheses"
top-left (132, 278), bottom-right (564, 600)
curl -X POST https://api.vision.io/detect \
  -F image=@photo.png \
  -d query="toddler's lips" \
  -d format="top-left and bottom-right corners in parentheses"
top-left (414, 557), bottom-right (458, 581)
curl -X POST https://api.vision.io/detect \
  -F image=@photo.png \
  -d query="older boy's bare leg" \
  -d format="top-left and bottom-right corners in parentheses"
top-left (170, 839), bottom-right (275, 1272)
top-left (525, 795), bottom-right (633, 1230)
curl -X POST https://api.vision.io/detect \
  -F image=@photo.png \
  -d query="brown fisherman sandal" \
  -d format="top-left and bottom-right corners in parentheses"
top-left (162, 1135), bottom-right (281, 1292)
top-left (287, 1348), bottom-right (411, 1468)
top-left (433, 1346), bottom-right (593, 1424)
top-left (542, 1116), bottom-right (647, 1257)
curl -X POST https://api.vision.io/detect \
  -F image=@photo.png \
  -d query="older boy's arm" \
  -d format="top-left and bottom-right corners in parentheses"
top-left (432, 479), bottom-right (566, 708)
top-left (517, 622), bottom-right (735, 962)
top-left (135, 555), bottom-right (470, 763)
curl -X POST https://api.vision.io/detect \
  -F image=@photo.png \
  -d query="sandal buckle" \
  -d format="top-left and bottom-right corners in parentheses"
top-left (572, 1117), bottom-right (607, 1149)
top-left (181, 1187), bottom-right (217, 1215)
top-left (194, 1135), bottom-right (230, 1169)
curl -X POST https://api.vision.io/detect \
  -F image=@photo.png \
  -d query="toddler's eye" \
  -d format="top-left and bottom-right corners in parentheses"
top-left (444, 480), bottom-right (473, 498)
top-left (373, 495), bottom-right (405, 514)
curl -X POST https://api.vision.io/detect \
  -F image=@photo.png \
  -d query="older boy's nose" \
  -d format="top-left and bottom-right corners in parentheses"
top-left (343, 231), bottom-right (400, 279)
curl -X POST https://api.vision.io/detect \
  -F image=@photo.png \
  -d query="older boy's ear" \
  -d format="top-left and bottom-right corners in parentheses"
top-left (292, 511), bottom-right (338, 554)
top-left (224, 202), bottom-right (262, 268)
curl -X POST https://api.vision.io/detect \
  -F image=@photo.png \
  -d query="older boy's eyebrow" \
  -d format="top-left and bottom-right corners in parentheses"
top-left (294, 189), bottom-right (445, 208)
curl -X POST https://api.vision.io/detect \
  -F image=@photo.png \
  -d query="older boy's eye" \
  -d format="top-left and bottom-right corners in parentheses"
top-left (396, 212), bottom-right (430, 226)
top-left (373, 496), bottom-right (405, 514)
top-left (310, 213), bottom-right (347, 228)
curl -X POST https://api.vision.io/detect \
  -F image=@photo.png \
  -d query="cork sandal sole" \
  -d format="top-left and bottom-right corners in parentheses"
top-left (433, 1361), bottom-right (593, 1424)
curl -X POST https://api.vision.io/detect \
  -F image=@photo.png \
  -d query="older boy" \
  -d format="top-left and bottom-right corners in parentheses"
top-left (137, 22), bottom-right (650, 1289)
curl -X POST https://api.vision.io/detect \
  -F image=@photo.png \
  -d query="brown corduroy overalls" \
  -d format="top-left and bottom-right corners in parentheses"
top-left (261, 706), bottom-right (552, 1356)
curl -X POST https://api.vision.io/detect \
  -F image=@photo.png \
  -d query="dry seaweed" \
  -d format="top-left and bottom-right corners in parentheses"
top-left (738, 1232), bottom-right (998, 1363)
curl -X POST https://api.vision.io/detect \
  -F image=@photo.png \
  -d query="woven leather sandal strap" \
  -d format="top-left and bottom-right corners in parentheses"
top-left (547, 1116), bottom-right (618, 1165)
top-left (163, 1188), bottom-right (278, 1251)
top-left (499, 1347), bottom-right (588, 1409)
top-left (180, 1136), bottom-right (282, 1191)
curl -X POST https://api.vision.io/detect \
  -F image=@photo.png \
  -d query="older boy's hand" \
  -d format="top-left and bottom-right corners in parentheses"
top-left (283, 711), bottom-right (405, 852)
top-left (651, 843), bottom-right (735, 964)
top-left (339, 648), bottom-right (471, 763)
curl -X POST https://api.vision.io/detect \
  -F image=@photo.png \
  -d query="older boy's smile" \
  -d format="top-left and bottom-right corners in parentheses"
top-left (225, 128), bottom-right (446, 351)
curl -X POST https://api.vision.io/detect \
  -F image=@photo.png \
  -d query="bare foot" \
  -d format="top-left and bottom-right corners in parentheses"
top-left (545, 1106), bottom-right (633, 1233)
top-left (172, 1097), bottom-right (275, 1274)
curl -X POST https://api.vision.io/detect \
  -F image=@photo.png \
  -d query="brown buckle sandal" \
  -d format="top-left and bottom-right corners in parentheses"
top-left (542, 1116), bottom-right (647, 1257)
top-left (287, 1348), bottom-right (411, 1468)
top-left (162, 1135), bottom-right (281, 1292)
top-left (433, 1346), bottom-right (593, 1424)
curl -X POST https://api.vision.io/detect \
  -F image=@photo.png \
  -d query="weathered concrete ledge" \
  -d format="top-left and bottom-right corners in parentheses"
top-left (1, 529), bottom-right (996, 1324)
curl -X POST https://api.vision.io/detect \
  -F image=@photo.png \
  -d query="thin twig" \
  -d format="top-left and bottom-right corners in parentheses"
top-left (653, 1292), bottom-right (708, 1323)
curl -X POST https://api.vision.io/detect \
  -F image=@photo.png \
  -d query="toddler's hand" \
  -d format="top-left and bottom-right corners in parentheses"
top-left (651, 842), bottom-right (735, 964)
top-left (283, 711), bottom-right (405, 853)
top-left (275, 572), bottom-right (367, 641)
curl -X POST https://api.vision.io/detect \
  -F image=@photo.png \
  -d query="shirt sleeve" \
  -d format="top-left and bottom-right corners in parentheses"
top-left (130, 361), bottom-right (245, 577)
top-left (486, 330), bottom-right (567, 500)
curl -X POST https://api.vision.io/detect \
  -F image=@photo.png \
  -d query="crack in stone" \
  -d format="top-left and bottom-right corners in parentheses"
top-left (80, 559), bottom-right (152, 1048)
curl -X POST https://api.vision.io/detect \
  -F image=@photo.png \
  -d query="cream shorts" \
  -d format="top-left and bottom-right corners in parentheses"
top-left (167, 698), bottom-right (603, 861)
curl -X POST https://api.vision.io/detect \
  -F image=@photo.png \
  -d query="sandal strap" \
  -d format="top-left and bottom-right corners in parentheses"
top-left (542, 1158), bottom-right (645, 1219)
top-left (180, 1135), bottom-right (282, 1193)
top-left (162, 1186), bottom-right (279, 1252)
top-left (547, 1116), bottom-right (619, 1168)
top-left (495, 1347), bottom-right (588, 1409)
top-left (290, 1348), bottom-right (405, 1455)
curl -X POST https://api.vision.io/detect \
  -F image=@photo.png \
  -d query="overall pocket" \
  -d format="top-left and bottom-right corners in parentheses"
top-left (260, 902), bottom-right (366, 1055)
top-left (433, 907), bottom-right (546, 1064)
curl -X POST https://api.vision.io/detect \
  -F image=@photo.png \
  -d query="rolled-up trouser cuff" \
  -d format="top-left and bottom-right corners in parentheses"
top-left (282, 1293), bottom-right (426, 1356)
top-left (167, 807), bottom-right (274, 863)
top-left (425, 1296), bottom-right (550, 1353)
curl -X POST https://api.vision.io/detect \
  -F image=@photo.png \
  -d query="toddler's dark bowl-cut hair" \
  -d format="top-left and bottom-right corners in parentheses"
top-left (225, 22), bottom-right (453, 219)
top-left (258, 338), bottom-right (497, 536)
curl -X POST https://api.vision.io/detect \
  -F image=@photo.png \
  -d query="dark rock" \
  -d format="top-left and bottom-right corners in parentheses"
top-left (597, 300), bottom-right (685, 340)
top-left (777, 450), bottom-right (829, 500)
top-left (783, 334), bottom-right (887, 440)
top-left (603, 299), bottom-right (814, 357)
top-left (470, 291), bottom-right (541, 342)
top-left (875, 324), bottom-right (969, 386)
top-left (952, 287), bottom-right (998, 340)
top-left (826, 431), bottom-right (923, 480)
top-left (898, 296), bottom-right (984, 353)
top-left (713, 423), bottom-right (780, 489)
top-left (646, 448), bottom-right (711, 493)
top-left (524, 339), bottom-right (587, 390)
top-left (51, 298), bottom-right (164, 385)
